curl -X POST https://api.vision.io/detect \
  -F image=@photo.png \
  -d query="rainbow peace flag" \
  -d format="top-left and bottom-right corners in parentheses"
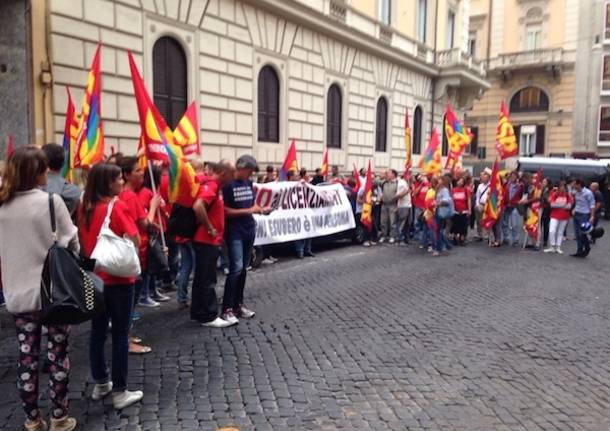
top-left (128, 51), bottom-right (199, 206)
top-left (75, 44), bottom-right (104, 168)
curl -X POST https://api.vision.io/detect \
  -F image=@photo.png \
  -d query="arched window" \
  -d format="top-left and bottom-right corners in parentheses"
top-left (258, 66), bottom-right (280, 142)
top-left (326, 84), bottom-right (342, 148)
top-left (413, 106), bottom-right (423, 154)
top-left (509, 87), bottom-right (549, 113)
top-left (375, 97), bottom-right (388, 152)
top-left (153, 36), bottom-right (187, 129)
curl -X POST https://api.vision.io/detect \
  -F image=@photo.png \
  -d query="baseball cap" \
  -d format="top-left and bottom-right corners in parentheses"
top-left (235, 155), bottom-right (259, 171)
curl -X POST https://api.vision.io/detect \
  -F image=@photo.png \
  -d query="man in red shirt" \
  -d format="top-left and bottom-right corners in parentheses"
top-left (190, 160), bottom-right (236, 327)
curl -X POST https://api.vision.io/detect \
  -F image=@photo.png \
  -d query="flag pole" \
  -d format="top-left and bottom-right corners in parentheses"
top-left (147, 160), bottom-right (167, 250)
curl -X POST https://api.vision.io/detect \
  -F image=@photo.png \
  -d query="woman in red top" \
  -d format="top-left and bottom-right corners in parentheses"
top-left (78, 163), bottom-right (144, 410)
top-left (450, 176), bottom-right (471, 245)
top-left (545, 180), bottom-right (573, 254)
top-left (116, 157), bottom-right (161, 308)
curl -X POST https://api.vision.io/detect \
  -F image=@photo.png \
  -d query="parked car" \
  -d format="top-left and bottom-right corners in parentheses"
top-left (517, 157), bottom-right (610, 187)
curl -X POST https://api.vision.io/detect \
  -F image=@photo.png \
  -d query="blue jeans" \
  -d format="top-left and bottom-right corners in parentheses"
top-left (434, 215), bottom-right (450, 252)
top-left (223, 238), bottom-right (254, 311)
top-left (502, 207), bottom-right (521, 245)
top-left (176, 242), bottom-right (195, 305)
top-left (295, 239), bottom-right (312, 256)
top-left (90, 283), bottom-right (134, 392)
top-left (573, 212), bottom-right (591, 255)
top-left (137, 273), bottom-right (155, 302)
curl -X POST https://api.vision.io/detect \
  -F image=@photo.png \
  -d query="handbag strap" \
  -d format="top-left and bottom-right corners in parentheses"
top-left (101, 198), bottom-right (116, 231)
top-left (48, 193), bottom-right (58, 243)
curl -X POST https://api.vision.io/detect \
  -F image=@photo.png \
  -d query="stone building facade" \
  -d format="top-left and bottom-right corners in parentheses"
top-left (0, 0), bottom-right (488, 172)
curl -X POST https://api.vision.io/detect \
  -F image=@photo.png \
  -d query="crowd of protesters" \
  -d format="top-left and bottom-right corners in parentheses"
top-left (0, 145), bottom-right (606, 431)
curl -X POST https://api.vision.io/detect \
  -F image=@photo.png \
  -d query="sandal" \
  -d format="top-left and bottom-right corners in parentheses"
top-left (129, 342), bottom-right (152, 354)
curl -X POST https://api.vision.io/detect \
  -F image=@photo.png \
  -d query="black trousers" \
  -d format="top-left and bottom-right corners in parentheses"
top-left (190, 243), bottom-right (220, 323)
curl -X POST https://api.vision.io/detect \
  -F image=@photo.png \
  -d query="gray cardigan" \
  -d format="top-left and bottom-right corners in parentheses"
top-left (0, 189), bottom-right (80, 314)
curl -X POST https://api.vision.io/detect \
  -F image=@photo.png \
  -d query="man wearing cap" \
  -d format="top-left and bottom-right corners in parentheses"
top-left (570, 178), bottom-right (595, 258)
top-left (221, 155), bottom-right (272, 324)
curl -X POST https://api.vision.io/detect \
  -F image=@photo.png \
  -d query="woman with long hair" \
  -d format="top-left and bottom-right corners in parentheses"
top-left (434, 176), bottom-right (453, 256)
top-left (78, 163), bottom-right (144, 410)
top-left (0, 146), bottom-right (79, 431)
top-left (451, 176), bottom-right (470, 245)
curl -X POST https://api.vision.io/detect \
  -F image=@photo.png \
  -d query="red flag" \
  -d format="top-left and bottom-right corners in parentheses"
top-left (360, 161), bottom-right (373, 231)
top-left (5, 135), bottom-right (14, 160)
top-left (279, 139), bottom-right (298, 181)
top-left (443, 104), bottom-right (472, 169)
top-left (418, 128), bottom-right (441, 176)
top-left (352, 163), bottom-right (362, 192)
top-left (173, 102), bottom-right (200, 156)
top-left (496, 101), bottom-right (518, 159)
top-left (320, 149), bottom-right (328, 180)
top-left (127, 51), bottom-right (199, 206)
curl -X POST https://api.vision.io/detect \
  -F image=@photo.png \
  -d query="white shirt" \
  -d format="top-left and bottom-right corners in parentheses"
top-left (396, 178), bottom-right (412, 208)
top-left (476, 182), bottom-right (490, 206)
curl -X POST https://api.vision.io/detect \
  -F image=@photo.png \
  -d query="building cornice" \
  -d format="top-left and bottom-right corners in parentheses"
top-left (241, 0), bottom-right (440, 76)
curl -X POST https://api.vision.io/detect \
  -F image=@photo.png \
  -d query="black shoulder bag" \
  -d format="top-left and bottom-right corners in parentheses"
top-left (41, 194), bottom-right (105, 325)
top-left (166, 204), bottom-right (197, 238)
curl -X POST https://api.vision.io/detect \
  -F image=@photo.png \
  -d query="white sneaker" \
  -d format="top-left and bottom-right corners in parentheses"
top-left (378, 237), bottom-right (386, 244)
top-left (556, 248), bottom-right (564, 255)
top-left (112, 390), bottom-right (143, 410)
top-left (261, 258), bottom-right (275, 265)
top-left (238, 305), bottom-right (256, 319)
top-left (222, 310), bottom-right (239, 325)
top-left (363, 241), bottom-right (371, 247)
top-left (543, 247), bottom-right (555, 253)
top-left (389, 238), bottom-right (396, 244)
top-left (268, 256), bottom-right (278, 263)
top-left (91, 382), bottom-right (113, 401)
top-left (201, 317), bottom-right (234, 328)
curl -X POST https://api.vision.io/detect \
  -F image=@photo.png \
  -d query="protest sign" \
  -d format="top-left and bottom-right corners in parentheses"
top-left (253, 181), bottom-right (355, 246)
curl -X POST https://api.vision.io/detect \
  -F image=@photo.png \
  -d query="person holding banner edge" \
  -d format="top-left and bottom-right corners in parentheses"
top-left (222, 155), bottom-right (272, 324)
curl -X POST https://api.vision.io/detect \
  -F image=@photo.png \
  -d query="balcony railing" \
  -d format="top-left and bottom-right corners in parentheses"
top-left (489, 48), bottom-right (576, 70)
top-left (436, 48), bottom-right (486, 76)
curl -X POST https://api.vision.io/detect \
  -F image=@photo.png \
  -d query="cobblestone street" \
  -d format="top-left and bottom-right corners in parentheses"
top-left (1, 228), bottom-right (610, 430)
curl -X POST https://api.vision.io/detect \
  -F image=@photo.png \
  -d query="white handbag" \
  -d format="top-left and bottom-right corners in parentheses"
top-left (91, 199), bottom-right (141, 278)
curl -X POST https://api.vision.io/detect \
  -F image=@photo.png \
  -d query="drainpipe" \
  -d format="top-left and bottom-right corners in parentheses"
top-left (430, 0), bottom-right (440, 133)
top-left (486, 0), bottom-right (493, 69)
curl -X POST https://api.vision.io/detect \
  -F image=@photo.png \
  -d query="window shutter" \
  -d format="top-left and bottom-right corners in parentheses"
top-left (258, 66), bottom-right (280, 142)
top-left (413, 107), bottom-right (422, 154)
top-left (152, 37), bottom-right (187, 129)
top-left (375, 98), bottom-right (387, 152)
top-left (535, 125), bottom-right (545, 155)
top-left (327, 85), bottom-right (342, 148)
top-left (441, 115), bottom-right (448, 156)
top-left (469, 127), bottom-right (479, 155)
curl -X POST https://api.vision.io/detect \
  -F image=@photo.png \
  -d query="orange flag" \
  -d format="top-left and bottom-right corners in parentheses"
top-left (320, 149), bottom-right (328, 180)
top-left (496, 101), bottom-right (518, 159)
top-left (524, 168), bottom-right (542, 241)
top-left (404, 107), bottom-right (412, 174)
top-left (481, 159), bottom-right (504, 229)
top-left (360, 160), bottom-right (373, 231)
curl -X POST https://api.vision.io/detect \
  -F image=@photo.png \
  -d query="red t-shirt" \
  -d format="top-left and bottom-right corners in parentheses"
top-left (549, 190), bottom-right (572, 221)
top-left (119, 189), bottom-right (148, 268)
top-left (78, 199), bottom-right (139, 285)
top-left (451, 187), bottom-right (470, 213)
top-left (413, 182), bottom-right (429, 209)
top-left (193, 180), bottom-right (225, 246)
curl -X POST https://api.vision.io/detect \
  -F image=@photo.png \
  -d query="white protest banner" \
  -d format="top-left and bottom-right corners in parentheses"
top-left (253, 181), bottom-right (356, 246)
